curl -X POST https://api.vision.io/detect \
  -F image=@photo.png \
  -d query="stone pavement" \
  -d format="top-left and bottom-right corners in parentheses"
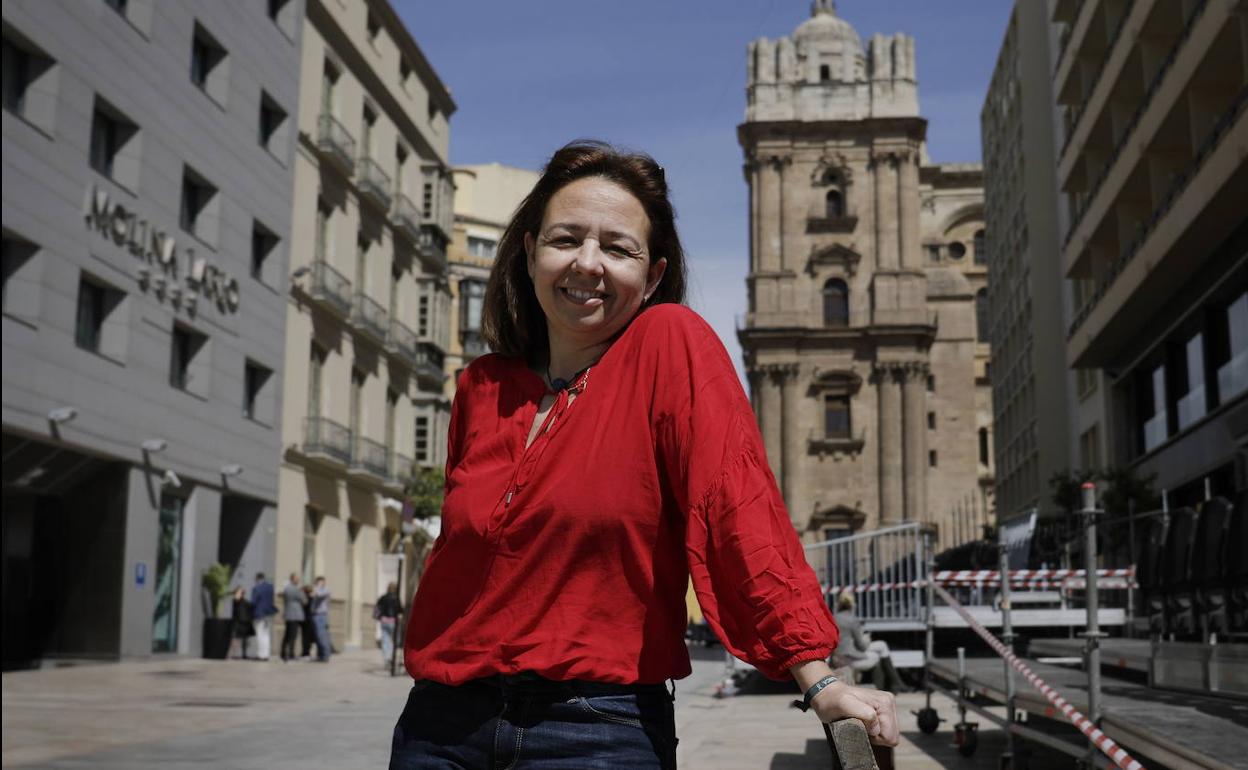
top-left (2, 646), bottom-right (1070, 768)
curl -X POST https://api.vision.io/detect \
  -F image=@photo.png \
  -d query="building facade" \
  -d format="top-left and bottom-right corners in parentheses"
top-left (981, 1), bottom-right (1076, 522)
top-left (275, 0), bottom-right (454, 651)
top-left (445, 162), bottom-right (539, 395)
top-left (3, 0), bottom-right (301, 665)
top-left (1051, 0), bottom-right (1247, 506)
top-left (738, 1), bottom-right (993, 548)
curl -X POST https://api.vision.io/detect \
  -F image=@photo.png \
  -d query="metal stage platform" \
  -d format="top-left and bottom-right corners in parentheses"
top-left (1028, 637), bottom-right (1248, 699)
top-left (930, 656), bottom-right (1248, 770)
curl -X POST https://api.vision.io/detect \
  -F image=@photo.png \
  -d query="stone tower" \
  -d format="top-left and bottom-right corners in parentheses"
top-left (739, 2), bottom-right (993, 544)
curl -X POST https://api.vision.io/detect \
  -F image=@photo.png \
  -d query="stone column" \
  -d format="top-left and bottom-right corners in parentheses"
top-left (758, 366), bottom-right (784, 485)
top-left (876, 365), bottom-right (903, 525)
top-left (901, 363), bottom-right (929, 522)
top-left (745, 157), bottom-right (760, 273)
top-left (873, 153), bottom-right (898, 270)
top-left (759, 157), bottom-right (780, 272)
top-left (897, 151), bottom-right (920, 269)
top-left (774, 154), bottom-right (791, 272)
top-left (779, 363), bottom-right (801, 514)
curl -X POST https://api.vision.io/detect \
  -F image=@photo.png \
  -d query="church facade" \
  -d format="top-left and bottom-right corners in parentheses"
top-left (738, 1), bottom-right (994, 547)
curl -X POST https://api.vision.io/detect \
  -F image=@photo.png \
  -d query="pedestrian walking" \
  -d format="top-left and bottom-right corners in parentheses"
top-left (280, 573), bottom-right (305, 662)
top-left (389, 141), bottom-right (898, 769)
top-left (228, 586), bottom-right (255, 660)
top-left (311, 576), bottom-right (331, 662)
top-left (374, 582), bottom-right (402, 669)
top-left (249, 572), bottom-right (276, 661)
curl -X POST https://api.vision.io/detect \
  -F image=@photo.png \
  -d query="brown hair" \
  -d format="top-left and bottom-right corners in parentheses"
top-left (481, 140), bottom-right (687, 359)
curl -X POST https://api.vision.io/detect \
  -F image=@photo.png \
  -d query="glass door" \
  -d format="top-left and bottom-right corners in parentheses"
top-left (151, 493), bottom-right (184, 653)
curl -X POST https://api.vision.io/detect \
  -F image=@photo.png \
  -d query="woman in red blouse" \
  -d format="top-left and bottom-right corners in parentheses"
top-left (390, 141), bottom-right (897, 769)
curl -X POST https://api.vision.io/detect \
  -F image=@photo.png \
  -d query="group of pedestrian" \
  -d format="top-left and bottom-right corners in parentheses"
top-left (225, 572), bottom-right (332, 663)
top-left (280, 573), bottom-right (332, 662)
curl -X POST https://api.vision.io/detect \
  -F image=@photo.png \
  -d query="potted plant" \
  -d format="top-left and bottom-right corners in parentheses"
top-left (201, 562), bottom-right (233, 659)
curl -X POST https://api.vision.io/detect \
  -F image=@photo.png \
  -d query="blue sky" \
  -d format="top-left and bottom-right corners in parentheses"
top-left (398, 1), bottom-right (1014, 376)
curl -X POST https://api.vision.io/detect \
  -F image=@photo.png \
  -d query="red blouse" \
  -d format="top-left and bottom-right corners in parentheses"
top-left (403, 304), bottom-right (838, 685)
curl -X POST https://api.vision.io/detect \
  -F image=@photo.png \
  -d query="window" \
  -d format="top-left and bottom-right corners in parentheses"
top-left (321, 60), bottom-right (339, 115)
top-left (243, 360), bottom-right (272, 421)
top-left (927, 412), bottom-right (936, 430)
top-left (189, 23), bottom-right (228, 105)
top-left (89, 101), bottom-right (138, 183)
top-left (349, 367), bottom-right (366, 437)
top-left (315, 197), bottom-right (331, 262)
top-left (75, 275), bottom-right (126, 358)
top-left (1079, 424), bottom-right (1100, 471)
top-left (1213, 293), bottom-right (1248, 403)
top-left (179, 166), bottom-right (218, 244)
top-left (366, 10), bottom-right (381, 44)
top-left (2, 33), bottom-right (57, 130)
top-left (825, 189), bottom-right (844, 218)
top-left (251, 220), bottom-right (278, 282)
top-left (1136, 363), bottom-right (1168, 454)
top-left (459, 279), bottom-right (486, 334)
top-left (948, 241), bottom-right (966, 260)
top-left (169, 324), bottom-right (208, 393)
top-left (926, 374), bottom-right (935, 392)
top-left (2, 232), bottom-right (41, 321)
top-left (822, 278), bottom-right (849, 327)
top-left (258, 91), bottom-right (288, 158)
top-left (1175, 332), bottom-right (1207, 430)
top-left (1077, 367), bottom-right (1098, 399)
top-left (929, 450), bottom-right (938, 467)
top-left (422, 181), bottom-right (433, 219)
top-left (973, 229), bottom-right (987, 265)
top-left (399, 57), bottom-right (413, 90)
top-left (417, 291), bottom-right (430, 337)
top-left (975, 288), bottom-right (989, 343)
top-left (824, 395), bottom-right (850, 439)
top-left (385, 388), bottom-right (398, 454)
top-left (978, 427), bottom-right (990, 465)
top-left (396, 145), bottom-right (409, 194)
top-left (361, 105), bottom-right (376, 157)
top-left (356, 231), bottom-right (369, 293)
top-left (302, 508), bottom-right (319, 585)
top-left (819, 64), bottom-right (831, 82)
top-left (927, 244), bottom-right (941, 262)
top-left (308, 342), bottom-right (326, 417)
top-left (414, 414), bottom-right (430, 464)
top-left (467, 236), bottom-right (497, 260)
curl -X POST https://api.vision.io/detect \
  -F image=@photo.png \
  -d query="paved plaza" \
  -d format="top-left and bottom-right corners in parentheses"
top-left (2, 646), bottom-right (1069, 769)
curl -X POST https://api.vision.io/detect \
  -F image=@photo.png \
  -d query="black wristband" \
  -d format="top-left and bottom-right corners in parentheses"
top-left (791, 674), bottom-right (840, 713)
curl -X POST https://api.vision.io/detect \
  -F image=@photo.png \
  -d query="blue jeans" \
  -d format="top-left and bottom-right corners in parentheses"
top-left (313, 614), bottom-right (331, 661)
top-left (379, 620), bottom-right (396, 667)
top-left (389, 676), bottom-right (677, 769)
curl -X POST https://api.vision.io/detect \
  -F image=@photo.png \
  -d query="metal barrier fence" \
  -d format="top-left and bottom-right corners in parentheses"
top-left (804, 522), bottom-right (927, 628)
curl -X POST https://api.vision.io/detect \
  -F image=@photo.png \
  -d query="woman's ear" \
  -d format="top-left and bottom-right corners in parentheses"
top-left (644, 257), bottom-right (668, 302)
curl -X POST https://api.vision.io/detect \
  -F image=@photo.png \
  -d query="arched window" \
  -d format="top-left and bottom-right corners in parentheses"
top-left (973, 229), bottom-right (986, 265)
top-left (819, 64), bottom-right (831, 82)
top-left (975, 288), bottom-right (990, 343)
top-left (825, 189), bottom-right (844, 218)
top-left (823, 279), bottom-right (849, 327)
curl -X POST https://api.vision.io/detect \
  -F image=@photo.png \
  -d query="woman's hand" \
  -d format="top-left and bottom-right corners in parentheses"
top-left (809, 680), bottom-right (898, 747)
top-left (790, 659), bottom-right (899, 746)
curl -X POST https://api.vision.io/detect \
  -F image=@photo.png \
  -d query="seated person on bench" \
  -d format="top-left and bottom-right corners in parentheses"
top-left (833, 591), bottom-right (906, 694)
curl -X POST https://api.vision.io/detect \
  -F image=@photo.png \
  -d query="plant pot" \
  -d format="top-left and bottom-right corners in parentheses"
top-left (202, 618), bottom-right (233, 659)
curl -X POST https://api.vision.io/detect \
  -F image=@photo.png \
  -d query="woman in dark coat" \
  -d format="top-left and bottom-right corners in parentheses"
top-left (229, 586), bottom-right (255, 660)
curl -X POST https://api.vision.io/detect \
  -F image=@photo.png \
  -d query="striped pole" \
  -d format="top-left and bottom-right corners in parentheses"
top-left (930, 581), bottom-right (1143, 770)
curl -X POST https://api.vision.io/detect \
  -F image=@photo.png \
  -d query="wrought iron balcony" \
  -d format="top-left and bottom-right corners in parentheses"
top-left (350, 435), bottom-right (390, 479)
top-left (392, 193), bottom-right (421, 241)
top-left (350, 291), bottom-right (388, 345)
top-left (304, 417), bottom-right (352, 465)
top-left (388, 451), bottom-right (414, 488)
top-left (414, 341), bottom-right (446, 390)
top-left (317, 113), bottom-right (355, 176)
top-left (387, 318), bottom-right (419, 366)
top-left (307, 260), bottom-right (353, 317)
top-left (357, 156), bottom-right (392, 211)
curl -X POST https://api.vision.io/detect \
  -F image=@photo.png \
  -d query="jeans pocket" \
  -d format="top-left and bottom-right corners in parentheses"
top-left (575, 694), bottom-right (646, 729)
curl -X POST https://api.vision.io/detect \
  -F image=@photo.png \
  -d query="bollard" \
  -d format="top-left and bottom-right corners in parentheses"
top-left (1081, 482), bottom-right (1104, 764)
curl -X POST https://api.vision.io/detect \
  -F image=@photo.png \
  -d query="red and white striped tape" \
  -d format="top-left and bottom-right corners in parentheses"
top-left (933, 568), bottom-right (1135, 581)
top-left (930, 581), bottom-right (1143, 770)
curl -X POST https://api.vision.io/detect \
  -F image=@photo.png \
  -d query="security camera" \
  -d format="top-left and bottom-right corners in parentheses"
top-left (48, 407), bottom-right (78, 423)
top-left (162, 469), bottom-right (182, 488)
top-left (141, 438), bottom-right (168, 453)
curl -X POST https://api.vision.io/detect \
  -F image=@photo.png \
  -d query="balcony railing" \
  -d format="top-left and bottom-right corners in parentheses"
top-left (317, 113), bottom-right (355, 175)
top-left (388, 451), bottom-right (414, 488)
top-left (414, 341), bottom-right (445, 389)
top-left (357, 157), bottom-right (392, 211)
top-left (807, 429), bottom-right (866, 456)
top-left (351, 291), bottom-right (389, 344)
top-left (387, 318), bottom-right (420, 366)
top-left (417, 225), bottom-right (447, 270)
top-left (1053, 0), bottom-right (1089, 76)
top-left (350, 435), bottom-right (390, 479)
top-left (1067, 88), bottom-right (1246, 340)
top-left (308, 260), bottom-right (353, 317)
top-left (304, 417), bottom-right (352, 464)
top-left (1064, 0), bottom-right (1209, 248)
top-left (392, 193), bottom-right (421, 240)
top-left (1059, 0), bottom-right (1138, 161)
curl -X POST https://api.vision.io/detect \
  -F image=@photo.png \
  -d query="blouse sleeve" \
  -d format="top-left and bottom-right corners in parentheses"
top-left (646, 306), bottom-right (839, 680)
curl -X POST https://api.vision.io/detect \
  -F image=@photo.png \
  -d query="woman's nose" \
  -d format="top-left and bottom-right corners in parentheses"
top-left (571, 240), bottom-right (606, 274)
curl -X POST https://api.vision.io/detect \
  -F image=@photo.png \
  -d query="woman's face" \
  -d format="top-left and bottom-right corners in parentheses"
top-left (525, 177), bottom-right (666, 352)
